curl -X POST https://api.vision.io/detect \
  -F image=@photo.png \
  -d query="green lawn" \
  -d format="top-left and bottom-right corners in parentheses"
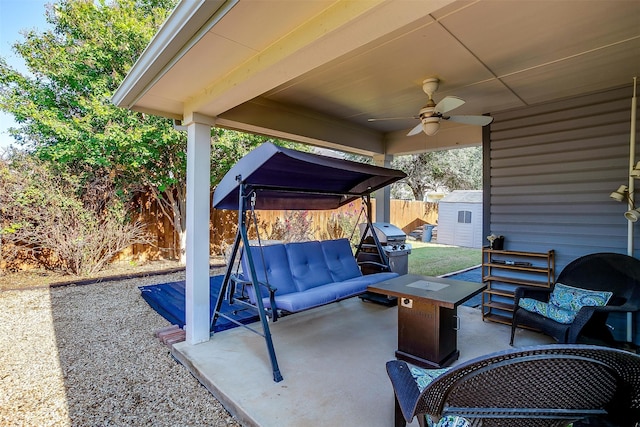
top-left (407, 241), bottom-right (481, 277)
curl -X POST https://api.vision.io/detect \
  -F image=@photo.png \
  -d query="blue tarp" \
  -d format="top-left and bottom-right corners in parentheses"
top-left (139, 275), bottom-right (259, 332)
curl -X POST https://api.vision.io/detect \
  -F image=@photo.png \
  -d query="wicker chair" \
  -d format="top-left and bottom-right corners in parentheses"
top-left (386, 344), bottom-right (640, 427)
top-left (510, 253), bottom-right (640, 346)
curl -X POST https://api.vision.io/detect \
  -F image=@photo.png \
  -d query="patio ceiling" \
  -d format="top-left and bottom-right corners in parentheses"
top-left (113, 0), bottom-right (640, 156)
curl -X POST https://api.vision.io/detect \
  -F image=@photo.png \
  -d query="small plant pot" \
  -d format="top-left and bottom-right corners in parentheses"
top-left (491, 236), bottom-right (505, 250)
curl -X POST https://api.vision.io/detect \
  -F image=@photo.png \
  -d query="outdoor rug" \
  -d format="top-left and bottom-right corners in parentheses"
top-left (139, 275), bottom-right (259, 332)
top-left (441, 266), bottom-right (483, 307)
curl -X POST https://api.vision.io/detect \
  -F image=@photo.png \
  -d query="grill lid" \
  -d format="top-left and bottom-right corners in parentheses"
top-left (360, 222), bottom-right (407, 244)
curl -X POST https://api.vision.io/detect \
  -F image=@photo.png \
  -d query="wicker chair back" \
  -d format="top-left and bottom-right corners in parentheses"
top-left (386, 344), bottom-right (640, 427)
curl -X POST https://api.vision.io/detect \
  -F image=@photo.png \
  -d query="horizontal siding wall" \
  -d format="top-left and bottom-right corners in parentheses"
top-left (485, 84), bottom-right (640, 343)
top-left (487, 84), bottom-right (639, 268)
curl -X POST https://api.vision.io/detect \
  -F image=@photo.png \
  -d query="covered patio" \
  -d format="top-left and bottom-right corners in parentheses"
top-left (113, 0), bottom-right (640, 345)
top-left (111, 0), bottom-right (640, 423)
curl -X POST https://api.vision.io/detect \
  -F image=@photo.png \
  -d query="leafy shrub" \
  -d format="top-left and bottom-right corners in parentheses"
top-left (0, 153), bottom-right (150, 275)
top-left (320, 203), bottom-right (362, 246)
top-left (260, 210), bottom-right (316, 242)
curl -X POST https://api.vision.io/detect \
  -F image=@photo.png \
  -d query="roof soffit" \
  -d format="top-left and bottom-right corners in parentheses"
top-left (141, 0), bottom-right (458, 118)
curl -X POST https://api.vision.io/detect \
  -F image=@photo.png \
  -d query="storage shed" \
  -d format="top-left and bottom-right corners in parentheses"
top-left (437, 190), bottom-right (483, 248)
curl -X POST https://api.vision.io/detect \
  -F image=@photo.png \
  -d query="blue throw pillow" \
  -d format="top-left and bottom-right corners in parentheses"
top-left (518, 298), bottom-right (577, 324)
top-left (550, 283), bottom-right (613, 312)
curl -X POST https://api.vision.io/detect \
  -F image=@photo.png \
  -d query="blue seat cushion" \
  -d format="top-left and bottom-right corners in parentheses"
top-left (259, 272), bottom-right (399, 312)
top-left (320, 278), bottom-right (369, 300)
top-left (242, 244), bottom-right (297, 302)
top-left (321, 238), bottom-right (362, 282)
top-left (271, 286), bottom-right (339, 312)
top-left (242, 241), bottom-right (398, 313)
top-left (286, 241), bottom-right (334, 291)
top-left (362, 271), bottom-right (399, 284)
top-left (338, 272), bottom-right (400, 296)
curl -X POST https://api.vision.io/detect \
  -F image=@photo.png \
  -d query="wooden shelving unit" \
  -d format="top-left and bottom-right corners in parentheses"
top-left (481, 248), bottom-right (555, 326)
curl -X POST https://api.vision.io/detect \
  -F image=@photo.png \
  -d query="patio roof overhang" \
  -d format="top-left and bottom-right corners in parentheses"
top-left (112, 0), bottom-right (640, 156)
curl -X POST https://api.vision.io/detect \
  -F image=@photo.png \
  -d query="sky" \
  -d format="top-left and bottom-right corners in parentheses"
top-left (0, 0), bottom-right (51, 149)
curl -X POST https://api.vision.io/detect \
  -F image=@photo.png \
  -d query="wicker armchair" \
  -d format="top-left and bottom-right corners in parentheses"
top-left (510, 253), bottom-right (640, 346)
top-left (386, 344), bottom-right (640, 427)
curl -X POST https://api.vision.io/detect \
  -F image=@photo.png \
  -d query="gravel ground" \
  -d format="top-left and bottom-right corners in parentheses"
top-left (0, 269), bottom-right (242, 427)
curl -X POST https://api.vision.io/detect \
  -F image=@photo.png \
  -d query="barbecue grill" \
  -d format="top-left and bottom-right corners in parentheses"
top-left (357, 222), bottom-right (411, 275)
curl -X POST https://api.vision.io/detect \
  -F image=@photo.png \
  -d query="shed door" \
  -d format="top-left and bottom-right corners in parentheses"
top-left (454, 210), bottom-right (474, 247)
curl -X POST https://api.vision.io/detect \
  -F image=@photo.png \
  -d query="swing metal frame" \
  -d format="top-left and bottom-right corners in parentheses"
top-left (210, 177), bottom-right (390, 383)
top-left (209, 142), bottom-right (406, 382)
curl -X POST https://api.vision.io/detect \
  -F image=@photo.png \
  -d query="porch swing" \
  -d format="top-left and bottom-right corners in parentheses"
top-left (210, 142), bottom-right (406, 382)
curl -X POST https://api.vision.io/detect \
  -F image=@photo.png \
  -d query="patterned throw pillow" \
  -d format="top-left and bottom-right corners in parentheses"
top-left (518, 298), bottom-right (578, 324)
top-left (433, 416), bottom-right (471, 427)
top-left (409, 365), bottom-right (450, 392)
top-left (549, 283), bottom-right (613, 312)
top-left (408, 365), bottom-right (455, 427)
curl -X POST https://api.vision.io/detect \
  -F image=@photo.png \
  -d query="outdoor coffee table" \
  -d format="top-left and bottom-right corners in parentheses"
top-left (368, 274), bottom-right (485, 369)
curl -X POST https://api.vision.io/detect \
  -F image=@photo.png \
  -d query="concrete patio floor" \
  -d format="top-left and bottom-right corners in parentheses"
top-left (171, 297), bottom-right (554, 427)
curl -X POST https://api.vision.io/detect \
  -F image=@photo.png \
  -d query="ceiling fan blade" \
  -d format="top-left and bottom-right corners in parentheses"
top-left (434, 96), bottom-right (465, 114)
top-left (445, 115), bottom-right (494, 126)
top-left (368, 116), bottom-right (417, 122)
top-left (407, 123), bottom-right (423, 136)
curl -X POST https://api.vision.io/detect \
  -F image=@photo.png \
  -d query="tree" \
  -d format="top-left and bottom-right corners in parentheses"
top-left (0, 0), bottom-right (182, 245)
top-left (0, 0), bottom-right (280, 264)
top-left (391, 146), bottom-right (482, 200)
top-left (343, 146), bottom-right (482, 200)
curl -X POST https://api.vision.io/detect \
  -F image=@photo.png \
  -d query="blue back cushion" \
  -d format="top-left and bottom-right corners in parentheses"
top-left (286, 241), bottom-right (333, 291)
top-left (241, 244), bottom-right (297, 296)
top-left (321, 238), bottom-right (362, 282)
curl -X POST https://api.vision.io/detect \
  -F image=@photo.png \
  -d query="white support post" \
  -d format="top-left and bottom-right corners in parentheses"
top-left (373, 154), bottom-right (393, 223)
top-left (628, 77), bottom-right (637, 343)
top-left (184, 113), bottom-right (214, 344)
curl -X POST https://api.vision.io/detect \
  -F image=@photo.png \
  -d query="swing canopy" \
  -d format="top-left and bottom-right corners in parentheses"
top-left (213, 143), bottom-right (406, 211)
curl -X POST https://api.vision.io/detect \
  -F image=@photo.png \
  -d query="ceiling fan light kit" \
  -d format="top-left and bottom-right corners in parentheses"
top-left (421, 117), bottom-right (441, 136)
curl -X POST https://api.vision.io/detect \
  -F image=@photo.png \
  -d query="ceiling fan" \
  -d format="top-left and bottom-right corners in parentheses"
top-left (368, 78), bottom-right (493, 136)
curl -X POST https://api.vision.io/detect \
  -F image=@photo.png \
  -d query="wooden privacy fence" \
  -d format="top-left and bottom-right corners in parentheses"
top-left (128, 195), bottom-right (438, 260)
